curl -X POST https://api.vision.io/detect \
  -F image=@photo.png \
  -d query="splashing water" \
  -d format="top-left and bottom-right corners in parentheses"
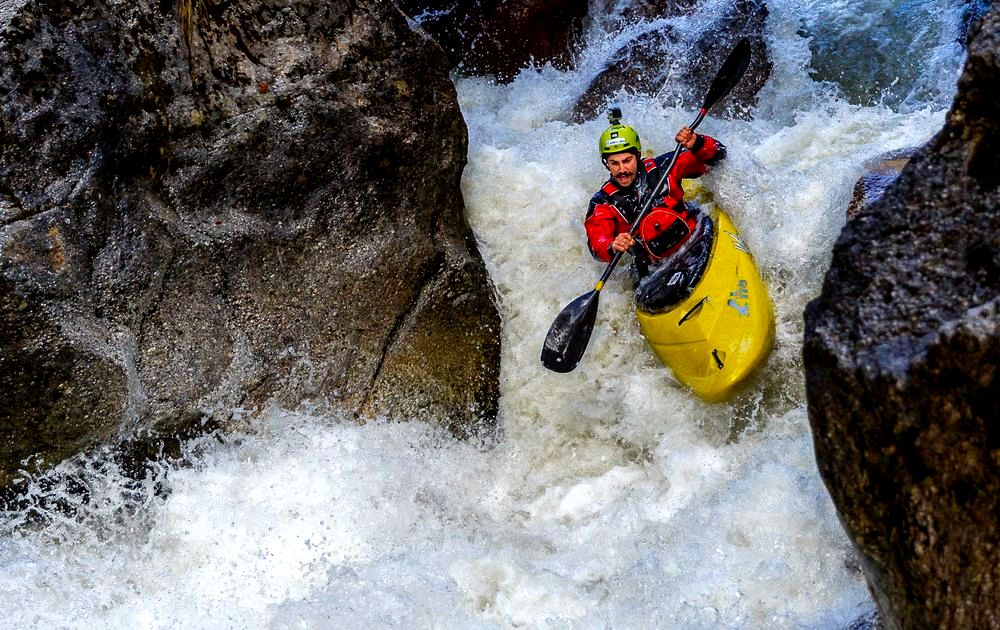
top-left (1, 0), bottom-right (972, 627)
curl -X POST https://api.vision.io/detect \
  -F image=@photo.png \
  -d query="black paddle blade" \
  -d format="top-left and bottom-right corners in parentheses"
top-left (541, 290), bottom-right (601, 373)
top-left (702, 38), bottom-right (752, 112)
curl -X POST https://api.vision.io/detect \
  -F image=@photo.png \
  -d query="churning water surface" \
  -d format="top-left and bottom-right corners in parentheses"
top-left (1, 0), bottom-right (973, 627)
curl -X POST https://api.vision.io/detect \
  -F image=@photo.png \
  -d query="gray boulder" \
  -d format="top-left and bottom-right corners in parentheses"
top-left (0, 0), bottom-right (501, 487)
top-left (804, 8), bottom-right (1000, 630)
top-left (572, 0), bottom-right (771, 122)
top-left (846, 149), bottom-right (916, 221)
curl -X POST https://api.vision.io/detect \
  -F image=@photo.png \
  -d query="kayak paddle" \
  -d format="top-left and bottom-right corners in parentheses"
top-left (541, 38), bottom-right (752, 373)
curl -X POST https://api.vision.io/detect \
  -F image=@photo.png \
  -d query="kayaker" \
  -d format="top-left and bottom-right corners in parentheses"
top-left (584, 107), bottom-right (726, 275)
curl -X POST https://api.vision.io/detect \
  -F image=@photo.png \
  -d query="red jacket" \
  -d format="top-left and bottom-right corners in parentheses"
top-left (584, 134), bottom-right (725, 262)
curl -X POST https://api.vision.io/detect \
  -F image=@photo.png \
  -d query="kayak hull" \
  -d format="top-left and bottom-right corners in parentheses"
top-left (635, 210), bottom-right (774, 402)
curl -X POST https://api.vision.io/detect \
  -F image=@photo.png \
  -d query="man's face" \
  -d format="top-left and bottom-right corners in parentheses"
top-left (604, 152), bottom-right (638, 188)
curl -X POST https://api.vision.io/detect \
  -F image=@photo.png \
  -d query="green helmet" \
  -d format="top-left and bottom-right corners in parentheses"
top-left (599, 106), bottom-right (641, 159)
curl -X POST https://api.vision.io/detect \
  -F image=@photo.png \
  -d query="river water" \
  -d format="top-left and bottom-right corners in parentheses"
top-left (0, 0), bottom-right (974, 627)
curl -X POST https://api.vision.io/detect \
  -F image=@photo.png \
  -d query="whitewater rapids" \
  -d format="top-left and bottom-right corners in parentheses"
top-left (1, 0), bottom-right (970, 626)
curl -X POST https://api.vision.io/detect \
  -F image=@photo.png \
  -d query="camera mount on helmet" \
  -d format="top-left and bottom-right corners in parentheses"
top-left (608, 105), bottom-right (623, 125)
top-left (599, 105), bottom-right (641, 160)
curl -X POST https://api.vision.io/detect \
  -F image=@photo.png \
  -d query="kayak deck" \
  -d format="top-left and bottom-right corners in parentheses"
top-left (635, 209), bottom-right (774, 402)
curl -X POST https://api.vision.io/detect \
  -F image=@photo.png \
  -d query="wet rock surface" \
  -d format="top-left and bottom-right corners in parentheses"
top-left (397, 0), bottom-right (769, 116)
top-left (571, 0), bottom-right (771, 122)
top-left (846, 149), bottom-right (916, 220)
top-left (804, 8), bottom-right (1000, 630)
top-left (0, 0), bottom-right (501, 486)
top-left (397, 0), bottom-right (589, 81)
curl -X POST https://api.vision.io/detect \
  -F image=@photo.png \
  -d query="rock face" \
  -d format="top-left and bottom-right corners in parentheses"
top-left (397, 0), bottom-right (589, 81)
top-left (572, 0), bottom-right (771, 122)
top-left (0, 0), bottom-right (501, 486)
top-left (395, 0), bottom-right (768, 117)
top-left (846, 149), bottom-right (915, 221)
top-left (803, 8), bottom-right (1000, 630)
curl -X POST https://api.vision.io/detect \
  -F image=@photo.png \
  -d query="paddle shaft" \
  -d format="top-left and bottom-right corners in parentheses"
top-left (594, 107), bottom-right (709, 292)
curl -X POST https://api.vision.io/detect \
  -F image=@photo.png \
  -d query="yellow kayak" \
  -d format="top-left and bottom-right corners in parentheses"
top-left (635, 209), bottom-right (774, 402)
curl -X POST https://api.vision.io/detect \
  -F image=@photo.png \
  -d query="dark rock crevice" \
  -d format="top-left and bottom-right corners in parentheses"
top-left (0, 185), bottom-right (30, 226)
top-left (396, 0), bottom-right (589, 82)
top-left (358, 250), bottom-right (447, 417)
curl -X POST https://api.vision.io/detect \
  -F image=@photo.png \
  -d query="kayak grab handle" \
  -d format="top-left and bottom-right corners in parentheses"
top-left (678, 296), bottom-right (709, 326)
top-left (712, 349), bottom-right (725, 369)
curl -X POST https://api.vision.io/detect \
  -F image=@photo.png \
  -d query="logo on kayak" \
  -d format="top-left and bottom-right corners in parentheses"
top-left (728, 278), bottom-right (749, 317)
top-left (725, 230), bottom-right (751, 255)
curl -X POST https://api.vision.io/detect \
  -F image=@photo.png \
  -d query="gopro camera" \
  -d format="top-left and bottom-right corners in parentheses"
top-left (608, 105), bottom-right (623, 125)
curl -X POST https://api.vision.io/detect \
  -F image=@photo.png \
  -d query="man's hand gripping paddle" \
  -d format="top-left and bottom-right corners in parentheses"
top-left (540, 38), bottom-right (752, 373)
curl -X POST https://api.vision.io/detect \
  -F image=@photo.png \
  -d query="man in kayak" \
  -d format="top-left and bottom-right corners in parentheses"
top-left (584, 108), bottom-right (726, 275)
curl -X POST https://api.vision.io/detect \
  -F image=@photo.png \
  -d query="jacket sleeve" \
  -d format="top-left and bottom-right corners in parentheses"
top-left (584, 202), bottom-right (618, 262)
top-left (660, 134), bottom-right (726, 206)
top-left (691, 133), bottom-right (726, 165)
top-left (674, 134), bottom-right (725, 179)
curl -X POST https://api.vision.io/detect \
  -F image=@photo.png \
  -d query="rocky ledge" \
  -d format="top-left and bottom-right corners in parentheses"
top-left (0, 0), bottom-right (501, 487)
top-left (804, 7), bottom-right (999, 629)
